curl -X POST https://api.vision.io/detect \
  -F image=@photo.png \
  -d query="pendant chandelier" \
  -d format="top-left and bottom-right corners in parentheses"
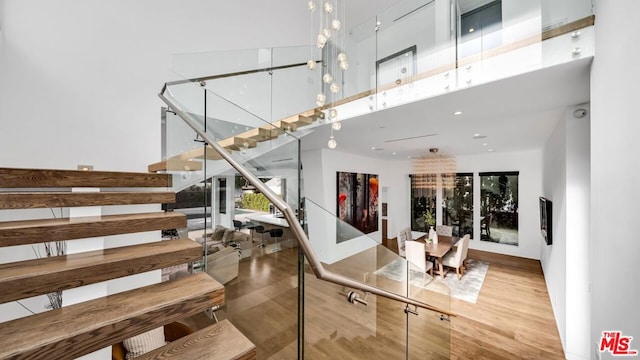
top-left (307, 0), bottom-right (348, 149)
top-left (412, 148), bottom-right (457, 189)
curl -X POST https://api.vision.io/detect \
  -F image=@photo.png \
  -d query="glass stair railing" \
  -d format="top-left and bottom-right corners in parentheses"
top-left (154, 2), bottom-right (595, 359)
top-left (158, 78), bottom-right (454, 359)
top-left (301, 197), bottom-right (451, 359)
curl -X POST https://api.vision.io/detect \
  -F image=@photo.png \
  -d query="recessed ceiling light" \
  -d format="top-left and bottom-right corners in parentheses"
top-left (453, 111), bottom-right (462, 115)
top-left (473, 134), bottom-right (487, 139)
top-left (488, 149), bottom-right (494, 152)
top-left (474, 133), bottom-right (480, 137)
top-left (482, 143), bottom-right (488, 146)
top-left (469, 28), bottom-right (475, 33)
top-left (371, 146), bottom-right (376, 150)
top-left (407, 156), bottom-right (412, 159)
top-left (392, 152), bottom-right (396, 155)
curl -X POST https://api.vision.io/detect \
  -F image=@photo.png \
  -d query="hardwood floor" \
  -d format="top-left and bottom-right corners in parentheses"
top-left (184, 241), bottom-right (564, 359)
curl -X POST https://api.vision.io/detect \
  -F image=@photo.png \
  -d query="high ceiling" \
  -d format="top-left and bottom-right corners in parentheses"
top-left (299, 58), bottom-right (591, 159)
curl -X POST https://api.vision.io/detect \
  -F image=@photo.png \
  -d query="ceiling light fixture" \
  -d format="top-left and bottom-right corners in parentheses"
top-left (453, 111), bottom-right (462, 115)
top-left (307, 0), bottom-right (348, 152)
top-left (328, 132), bottom-right (337, 149)
top-left (412, 147), bottom-right (457, 189)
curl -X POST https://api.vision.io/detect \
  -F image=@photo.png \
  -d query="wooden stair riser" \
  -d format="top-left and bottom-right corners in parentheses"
top-left (0, 212), bottom-right (186, 248)
top-left (0, 238), bottom-right (201, 304)
top-left (0, 192), bottom-right (175, 209)
top-left (0, 273), bottom-right (224, 360)
top-left (0, 168), bottom-right (171, 188)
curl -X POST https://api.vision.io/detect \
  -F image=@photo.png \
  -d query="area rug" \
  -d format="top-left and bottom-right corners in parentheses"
top-left (373, 258), bottom-right (489, 303)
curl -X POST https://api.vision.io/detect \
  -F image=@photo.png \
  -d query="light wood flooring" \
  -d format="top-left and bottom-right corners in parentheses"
top-left (184, 239), bottom-right (564, 359)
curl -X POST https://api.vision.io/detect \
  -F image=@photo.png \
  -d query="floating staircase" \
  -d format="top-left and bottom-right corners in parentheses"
top-left (148, 108), bottom-right (324, 173)
top-left (0, 167), bottom-right (255, 359)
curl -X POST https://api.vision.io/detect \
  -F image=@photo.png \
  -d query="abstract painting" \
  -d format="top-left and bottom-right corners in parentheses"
top-left (336, 171), bottom-right (379, 243)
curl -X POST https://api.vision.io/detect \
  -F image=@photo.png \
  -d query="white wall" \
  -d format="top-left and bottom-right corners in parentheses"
top-left (565, 106), bottom-right (591, 360)
top-left (591, 1), bottom-right (640, 358)
top-left (0, 0), bottom-right (311, 171)
top-left (541, 112), bottom-right (568, 353)
top-left (541, 105), bottom-right (591, 359)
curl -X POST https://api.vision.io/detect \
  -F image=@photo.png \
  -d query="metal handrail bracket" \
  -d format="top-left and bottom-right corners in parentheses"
top-left (158, 85), bottom-right (455, 318)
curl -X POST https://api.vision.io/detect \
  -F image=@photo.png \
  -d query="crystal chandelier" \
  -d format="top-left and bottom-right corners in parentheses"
top-left (308, 0), bottom-right (347, 149)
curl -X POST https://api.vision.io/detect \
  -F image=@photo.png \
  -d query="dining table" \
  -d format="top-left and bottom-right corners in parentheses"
top-left (417, 235), bottom-right (457, 278)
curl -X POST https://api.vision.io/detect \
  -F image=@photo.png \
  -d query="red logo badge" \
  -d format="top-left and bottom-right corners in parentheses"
top-left (600, 331), bottom-right (638, 356)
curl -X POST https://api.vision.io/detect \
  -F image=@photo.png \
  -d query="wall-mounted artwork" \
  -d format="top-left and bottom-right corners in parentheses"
top-left (336, 172), bottom-right (379, 243)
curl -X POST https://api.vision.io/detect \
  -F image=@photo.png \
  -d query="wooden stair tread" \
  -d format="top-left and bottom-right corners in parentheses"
top-left (218, 137), bottom-right (257, 151)
top-left (171, 146), bottom-right (228, 161)
top-left (148, 159), bottom-right (203, 173)
top-left (0, 191), bottom-right (175, 209)
top-left (138, 320), bottom-right (256, 360)
top-left (236, 127), bottom-right (275, 142)
top-left (0, 238), bottom-right (201, 304)
top-left (0, 211), bottom-right (186, 247)
top-left (0, 167), bottom-right (171, 188)
top-left (0, 272), bottom-right (224, 360)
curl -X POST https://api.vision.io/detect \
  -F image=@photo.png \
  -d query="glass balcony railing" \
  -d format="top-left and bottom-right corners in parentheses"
top-left (169, 0), bottom-right (594, 131)
top-left (302, 197), bottom-right (451, 359)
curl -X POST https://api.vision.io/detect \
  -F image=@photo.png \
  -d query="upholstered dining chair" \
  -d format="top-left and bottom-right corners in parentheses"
top-left (396, 227), bottom-right (412, 257)
top-left (441, 234), bottom-right (470, 279)
top-left (436, 225), bottom-right (453, 237)
top-left (405, 240), bottom-right (434, 282)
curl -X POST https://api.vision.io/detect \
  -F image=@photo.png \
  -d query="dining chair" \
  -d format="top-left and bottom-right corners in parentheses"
top-left (436, 225), bottom-right (453, 237)
top-left (405, 240), bottom-right (434, 282)
top-left (441, 234), bottom-right (470, 279)
top-left (396, 227), bottom-right (411, 257)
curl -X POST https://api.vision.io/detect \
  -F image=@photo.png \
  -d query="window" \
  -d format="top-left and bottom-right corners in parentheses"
top-left (410, 174), bottom-right (437, 232)
top-left (442, 173), bottom-right (474, 238)
top-left (480, 171), bottom-right (519, 245)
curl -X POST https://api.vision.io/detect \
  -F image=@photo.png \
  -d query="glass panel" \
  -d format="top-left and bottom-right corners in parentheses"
top-left (162, 77), bottom-right (304, 358)
top-left (442, 173), bottom-right (474, 238)
top-left (303, 197), bottom-right (450, 359)
top-left (541, 0), bottom-right (593, 32)
top-left (480, 172), bottom-right (519, 245)
top-left (341, 16), bottom-right (378, 100)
